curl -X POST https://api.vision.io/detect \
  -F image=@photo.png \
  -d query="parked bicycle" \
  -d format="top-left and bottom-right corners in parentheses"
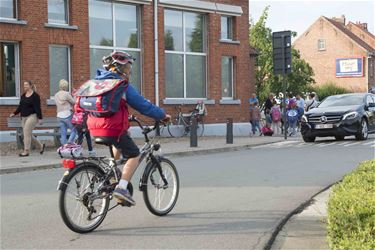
top-left (167, 104), bottom-right (205, 137)
top-left (57, 115), bottom-right (179, 233)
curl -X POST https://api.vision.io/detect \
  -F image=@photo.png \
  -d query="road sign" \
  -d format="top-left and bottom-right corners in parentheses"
top-left (272, 31), bottom-right (292, 75)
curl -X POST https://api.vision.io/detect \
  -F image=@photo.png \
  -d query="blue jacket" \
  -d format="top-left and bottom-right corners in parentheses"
top-left (95, 69), bottom-right (166, 120)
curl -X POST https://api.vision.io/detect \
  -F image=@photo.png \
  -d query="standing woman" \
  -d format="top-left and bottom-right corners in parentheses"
top-left (9, 80), bottom-right (45, 157)
top-left (54, 79), bottom-right (77, 145)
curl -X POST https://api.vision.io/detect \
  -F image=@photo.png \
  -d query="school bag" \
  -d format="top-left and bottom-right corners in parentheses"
top-left (261, 126), bottom-right (274, 136)
top-left (74, 79), bottom-right (128, 117)
top-left (271, 107), bottom-right (281, 122)
top-left (287, 109), bottom-right (299, 123)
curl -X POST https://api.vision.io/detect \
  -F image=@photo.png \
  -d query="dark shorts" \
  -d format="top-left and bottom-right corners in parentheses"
top-left (103, 133), bottom-right (140, 159)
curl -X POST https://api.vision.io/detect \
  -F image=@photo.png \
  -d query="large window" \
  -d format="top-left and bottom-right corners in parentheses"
top-left (221, 16), bottom-right (233, 40)
top-left (89, 0), bottom-right (141, 91)
top-left (48, 0), bottom-right (68, 24)
top-left (0, 42), bottom-right (19, 97)
top-left (0, 0), bottom-right (17, 19)
top-left (165, 9), bottom-right (206, 98)
top-left (221, 56), bottom-right (233, 99)
top-left (49, 45), bottom-right (70, 97)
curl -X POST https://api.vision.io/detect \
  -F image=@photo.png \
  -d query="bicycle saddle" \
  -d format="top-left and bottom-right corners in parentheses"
top-left (94, 137), bottom-right (114, 146)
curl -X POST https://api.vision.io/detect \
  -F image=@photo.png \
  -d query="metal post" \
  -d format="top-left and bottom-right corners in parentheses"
top-left (226, 118), bottom-right (233, 144)
top-left (281, 35), bottom-right (288, 140)
top-left (190, 117), bottom-right (198, 147)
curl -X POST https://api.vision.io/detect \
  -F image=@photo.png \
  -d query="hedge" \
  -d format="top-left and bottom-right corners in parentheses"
top-left (327, 159), bottom-right (375, 250)
top-left (313, 82), bottom-right (349, 101)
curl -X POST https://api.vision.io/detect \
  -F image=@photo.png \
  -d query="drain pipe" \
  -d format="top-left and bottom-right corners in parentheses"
top-left (154, 0), bottom-right (159, 106)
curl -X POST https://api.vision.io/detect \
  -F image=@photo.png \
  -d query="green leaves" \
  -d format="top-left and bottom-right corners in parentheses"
top-left (327, 159), bottom-right (375, 250)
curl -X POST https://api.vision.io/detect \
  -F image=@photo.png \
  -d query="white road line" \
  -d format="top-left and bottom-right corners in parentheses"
top-left (363, 141), bottom-right (375, 146)
top-left (337, 141), bottom-right (350, 146)
top-left (295, 143), bottom-right (308, 147)
top-left (317, 142), bottom-right (337, 147)
top-left (343, 142), bottom-right (361, 147)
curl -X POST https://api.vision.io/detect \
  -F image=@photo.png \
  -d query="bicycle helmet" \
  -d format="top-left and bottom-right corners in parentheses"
top-left (111, 51), bottom-right (135, 65)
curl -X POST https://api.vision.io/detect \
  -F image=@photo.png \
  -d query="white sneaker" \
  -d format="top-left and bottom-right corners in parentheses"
top-left (88, 150), bottom-right (96, 157)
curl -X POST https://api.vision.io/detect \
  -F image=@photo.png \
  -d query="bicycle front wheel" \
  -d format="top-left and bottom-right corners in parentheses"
top-left (167, 117), bottom-right (186, 138)
top-left (197, 118), bottom-right (204, 137)
top-left (59, 164), bottom-right (110, 233)
top-left (143, 157), bottom-right (179, 216)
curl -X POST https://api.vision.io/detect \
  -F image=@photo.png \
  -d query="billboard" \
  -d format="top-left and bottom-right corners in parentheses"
top-left (336, 58), bottom-right (363, 77)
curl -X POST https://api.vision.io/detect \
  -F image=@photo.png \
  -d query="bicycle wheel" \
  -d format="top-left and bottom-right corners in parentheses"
top-left (143, 157), bottom-right (179, 216)
top-left (197, 117), bottom-right (204, 137)
top-left (59, 164), bottom-right (110, 233)
top-left (167, 116), bottom-right (186, 137)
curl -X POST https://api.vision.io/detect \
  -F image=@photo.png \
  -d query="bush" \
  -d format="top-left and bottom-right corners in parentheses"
top-left (327, 159), bottom-right (375, 250)
top-left (313, 82), bottom-right (349, 101)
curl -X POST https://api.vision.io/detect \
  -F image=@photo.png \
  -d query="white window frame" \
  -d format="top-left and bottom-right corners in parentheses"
top-left (165, 10), bottom-right (207, 99)
top-left (0, 41), bottom-right (20, 101)
top-left (221, 56), bottom-right (234, 100)
top-left (48, 45), bottom-right (71, 99)
top-left (221, 15), bottom-right (233, 41)
top-left (318, 39), bottom-right (326, 51)
top-left (89, 1), bottom-right (142, 91)
top-left (48, 0), bottom-right (69, 25)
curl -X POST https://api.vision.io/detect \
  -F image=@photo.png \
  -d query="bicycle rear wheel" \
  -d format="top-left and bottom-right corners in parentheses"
top-left (196, 117), bottom-right (204, 137)
top-left (143, 157), bottom-right (179, 216)
top-left (59, 164), bottom-right (110, 233)
top-left (167, 117), bottom-right (186, 137)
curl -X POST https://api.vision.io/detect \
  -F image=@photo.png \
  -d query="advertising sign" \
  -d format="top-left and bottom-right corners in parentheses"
top-left (336, 58), bottom-right (363, 77)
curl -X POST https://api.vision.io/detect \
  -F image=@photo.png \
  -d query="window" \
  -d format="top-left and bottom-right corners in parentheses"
top-left (89, 0), bottom-right (141, 91)
top-left (48, 0), bottom-right (68, 24)
top-left (221, 56), bottom-right (233, 99)
top-left (318, 39), bottom-right (326, 51)
top-left (369, 58), bottom-right (374, 79)
top-left (49, 45), bottom-right (70, 97)
top-left (221, 16), bottom-right (233, 40)
top-left (0, 42), bottom-right (19, 97)
top-left (165, 9), bottom-right (206, 98)
top-left (0, 0), bottom-right (17, 19)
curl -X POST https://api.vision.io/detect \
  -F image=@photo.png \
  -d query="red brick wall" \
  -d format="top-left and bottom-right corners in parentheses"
top-left (294, 17), bottom-right (368, 92)
top-left (0, 0), bottom-right (253, 131)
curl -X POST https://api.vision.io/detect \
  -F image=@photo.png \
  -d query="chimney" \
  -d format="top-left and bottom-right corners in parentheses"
top-left (356, 22), bottom-right (368, 31)
top-left (332, 15), bottom-right (346, 25)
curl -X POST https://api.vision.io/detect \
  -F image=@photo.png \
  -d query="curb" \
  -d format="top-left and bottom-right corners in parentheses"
top-left (263, 182), bottom-right (337, 250)
top-left (0, 140), bottom-right (284, 175)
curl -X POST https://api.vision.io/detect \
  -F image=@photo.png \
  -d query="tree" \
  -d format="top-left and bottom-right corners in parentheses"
top-left (188, 15), bottom-right (204, 52)
top-left (164, 30), bottom-right (175, 50)
top-left (249, 6), bottom-right (315, 102)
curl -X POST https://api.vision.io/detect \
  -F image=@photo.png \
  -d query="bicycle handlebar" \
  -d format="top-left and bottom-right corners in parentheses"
top-left (128, 115), bottom-right (164, 136)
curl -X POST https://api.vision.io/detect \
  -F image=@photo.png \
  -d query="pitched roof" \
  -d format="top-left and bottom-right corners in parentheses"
top-left (323, 16), bottom-right (375, 52)
top-left (347, 21), bottom-right (375, 40)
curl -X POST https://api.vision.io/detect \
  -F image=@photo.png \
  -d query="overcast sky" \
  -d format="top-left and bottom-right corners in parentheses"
top-left (249, 0), bottom-right (375, 40)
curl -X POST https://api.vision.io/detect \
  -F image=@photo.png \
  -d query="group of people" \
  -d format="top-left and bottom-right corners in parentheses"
top-left (249, 92), bottom-right (319, 137)
top-left (9, 79), bottom-right (94, 157)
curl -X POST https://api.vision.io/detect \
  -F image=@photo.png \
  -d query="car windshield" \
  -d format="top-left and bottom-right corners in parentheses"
top-left (318, 95), bottom-right (364, 108)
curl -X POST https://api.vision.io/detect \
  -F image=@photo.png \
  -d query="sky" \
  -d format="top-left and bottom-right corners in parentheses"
top-left (249, 0), bottom-right (375, 40)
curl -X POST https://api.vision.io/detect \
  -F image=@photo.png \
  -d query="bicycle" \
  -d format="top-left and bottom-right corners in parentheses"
top-left (167, 105), bottom-right (205, 137)
top-left (57, 115), bottom-right (180, 233)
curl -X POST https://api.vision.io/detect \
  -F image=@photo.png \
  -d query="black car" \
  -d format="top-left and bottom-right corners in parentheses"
top-left (301, 93), bottom-right (375, 142)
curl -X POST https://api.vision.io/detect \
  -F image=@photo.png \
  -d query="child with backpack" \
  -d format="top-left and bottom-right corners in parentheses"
top-left (271, 100), bottom-right (281, 135)
top-left (286, 100), bottom-right (299, 136)
top-left (249, 102), bottom-right (262, 136)
top-left (71, 109), bottom-right (95, 157)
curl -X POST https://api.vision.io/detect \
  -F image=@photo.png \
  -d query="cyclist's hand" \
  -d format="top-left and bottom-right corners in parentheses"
top-left (161, 114), bottom-right (171, 124)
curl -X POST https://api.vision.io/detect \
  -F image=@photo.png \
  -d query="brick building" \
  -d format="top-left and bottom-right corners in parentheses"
top-left (294, 15), bottom-right (375, 92)
top-left (0, 0), bottom-right (255, 132)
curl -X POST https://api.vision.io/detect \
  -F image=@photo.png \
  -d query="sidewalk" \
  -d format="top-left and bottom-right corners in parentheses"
top-left (0, 136), bottom-right (286, 174)
top-left (271, 188), bottom-right (331, 250)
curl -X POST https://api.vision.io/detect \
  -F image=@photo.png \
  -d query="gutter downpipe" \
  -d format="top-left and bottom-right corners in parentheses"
top-left (154, 0), bottom-right (159, 106)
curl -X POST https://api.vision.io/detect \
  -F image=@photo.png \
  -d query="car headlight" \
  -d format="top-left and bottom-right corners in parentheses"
top-left (301, 115), bottom-right (308, 123)
top-left (342, 111), bottom-right (358, 120)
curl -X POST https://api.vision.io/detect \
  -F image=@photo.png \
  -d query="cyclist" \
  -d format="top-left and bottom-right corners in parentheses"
top-left (87, 51), bottom-right (170, 206)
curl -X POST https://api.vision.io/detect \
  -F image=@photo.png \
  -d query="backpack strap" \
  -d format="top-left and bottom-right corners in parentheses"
top-left (306, 100), bottom-right (315, 111)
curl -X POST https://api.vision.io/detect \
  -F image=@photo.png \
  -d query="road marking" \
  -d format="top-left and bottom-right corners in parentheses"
top-left (337, 141), bottom-right (350, 146)
top-left (363, 141), bottom-right (375, 146)
top-left (344, 142), bottom-right (361, 147)
top-left (295, 142), bottom-right (308, 147)
top-left (317, 142), bottom-right (337, 147)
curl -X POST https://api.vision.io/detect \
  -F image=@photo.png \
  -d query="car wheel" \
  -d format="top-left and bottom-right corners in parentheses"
top-left (355, 119), bottom-right (368, 140)
top-left (335, 136), bottom-right (345, 141)
top-left (303, 136), bottom-right (316, 142)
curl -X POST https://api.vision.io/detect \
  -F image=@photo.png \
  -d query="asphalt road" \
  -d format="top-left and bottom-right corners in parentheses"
top-left (1, 135), bottom-right (374, 249)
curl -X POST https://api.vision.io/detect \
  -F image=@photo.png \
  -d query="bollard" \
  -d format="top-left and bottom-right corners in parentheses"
top-left (226, 118), bottom-right (233, 144)
top-left (190, 117), bottom-right (198, 147)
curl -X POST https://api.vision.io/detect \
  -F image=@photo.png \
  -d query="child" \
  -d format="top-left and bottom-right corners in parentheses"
top-left (250, 102), bottom-right (262, 136)
top-left (72, 110), bottom-right (95, 157)
top-left (271, 100), bottom-right (281, 134)
top-left (286, 101), bottom-right (299, 136)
